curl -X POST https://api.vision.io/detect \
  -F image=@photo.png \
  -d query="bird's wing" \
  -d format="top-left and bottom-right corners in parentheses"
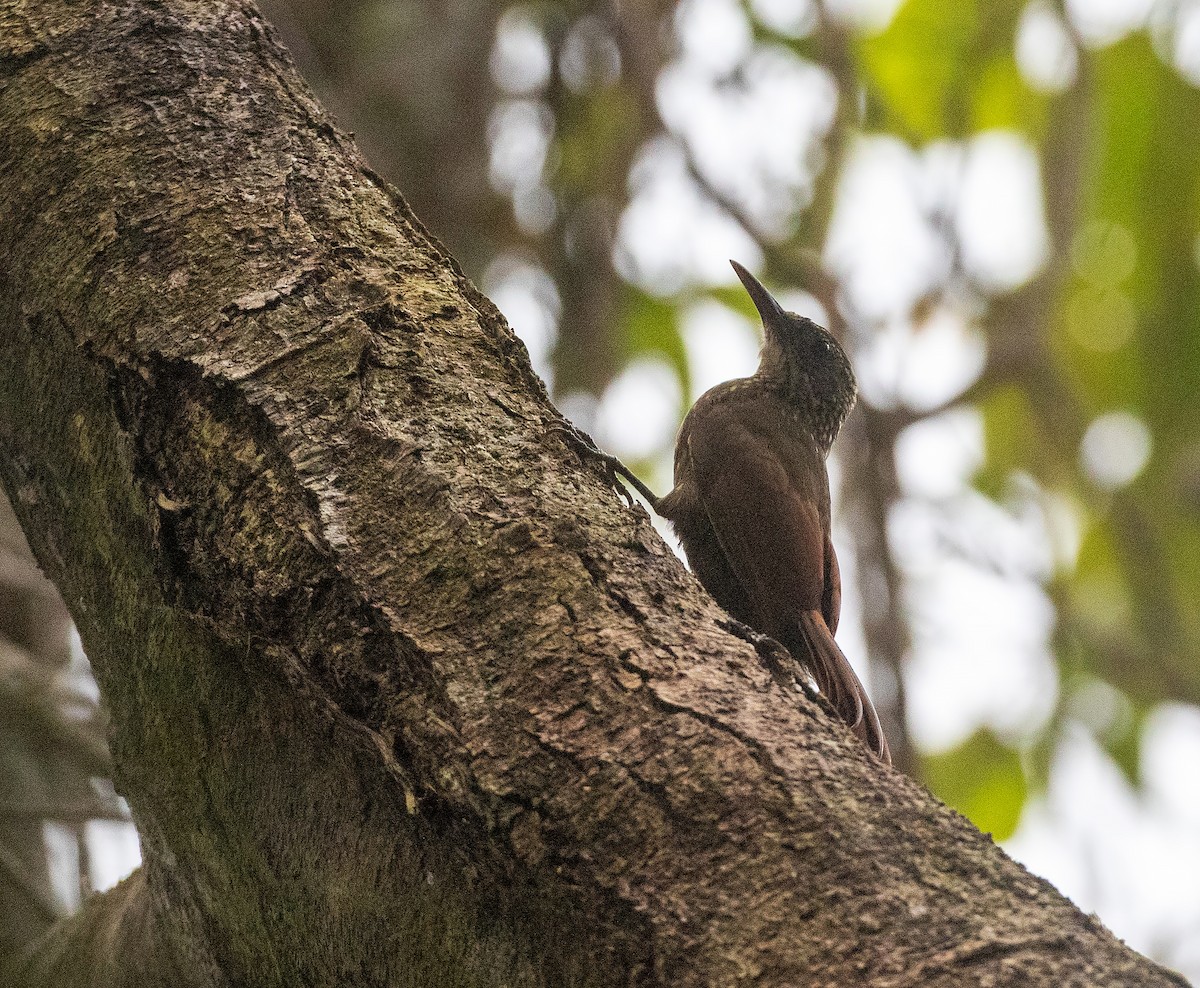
top-left (686, 404), bottom-right (890, 762)
top-left (687, 402), bottom-right (847, 635)
top-left (823, 535), bottom-right (842, 635)
top-left (685, 404), bottom-right (828, 636)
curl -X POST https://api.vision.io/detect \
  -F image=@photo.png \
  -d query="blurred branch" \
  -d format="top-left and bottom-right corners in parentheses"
top-left (797, 11), bottom-right (919, 770)
top-left (841, 404), bottom-right (915, 771)
top-left (0, 839), bottom-right (63, 925)
top-left (542, 8), bottom-right (668, 394)
top-left (0, 486), bottom-right (112, 958)
top-left (0, 662), bottom-right (113, 779)
top-left (0, 802), bottom-right (129, 823)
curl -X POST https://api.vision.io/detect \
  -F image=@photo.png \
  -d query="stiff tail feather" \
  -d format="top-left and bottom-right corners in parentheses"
top-left (790, 611), bottom-right (890, 764)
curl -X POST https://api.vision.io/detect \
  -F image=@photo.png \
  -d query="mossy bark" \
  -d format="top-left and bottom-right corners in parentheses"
top-left (0, 2), bottom-right (1186, 986)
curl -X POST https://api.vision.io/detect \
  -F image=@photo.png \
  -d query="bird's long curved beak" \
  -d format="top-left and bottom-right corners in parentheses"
top-left (730, 260), bottom-right (785, 325)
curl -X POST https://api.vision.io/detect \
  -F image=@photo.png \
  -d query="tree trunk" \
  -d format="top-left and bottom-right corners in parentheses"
top-left (0, 2), bottom-right (1185, 985)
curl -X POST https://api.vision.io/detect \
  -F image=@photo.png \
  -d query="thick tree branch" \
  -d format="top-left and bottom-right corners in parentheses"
top-left (0, 2), bottom-right (1185, 985)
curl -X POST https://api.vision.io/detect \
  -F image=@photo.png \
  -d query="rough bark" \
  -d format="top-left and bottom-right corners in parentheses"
top-left (0, 2), bottom-right (1186, 986)
top-left (253, 0), bottom-right (506, 278)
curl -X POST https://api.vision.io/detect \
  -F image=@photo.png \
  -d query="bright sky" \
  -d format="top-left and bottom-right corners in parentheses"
top-left (60, 0), bottom-right (1200, 980)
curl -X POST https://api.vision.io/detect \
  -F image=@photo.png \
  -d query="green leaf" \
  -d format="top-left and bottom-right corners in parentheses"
top-left (973, 52), bottom-right (1045, 134)
top-left (1104, 701), bottom-right (1143, 787)
top-left (974, 383), bottom-right (1039, 497)
top-left (619, 286), bottom-right (690, 401)
top-left (924, 728), bottom-right (1027, 841)
top-left (858, 0), bottom-right (1032, 140)
top-left (708, 284), bottom-right (765, 324)
top-left (1047, 35), bottom-right (1200, 698)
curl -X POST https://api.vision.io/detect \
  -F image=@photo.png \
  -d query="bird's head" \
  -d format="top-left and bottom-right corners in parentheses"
top-left (730, 259), bottom-right (857, 451)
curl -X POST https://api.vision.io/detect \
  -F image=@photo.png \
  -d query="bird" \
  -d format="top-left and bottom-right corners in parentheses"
top-left (567, 260), bottom-right (889, 762)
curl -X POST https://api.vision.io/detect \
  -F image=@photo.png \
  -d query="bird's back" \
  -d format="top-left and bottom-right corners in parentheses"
top-left (659, 380), bottom-right (832, 630)
top-left (657, 378), bottom-right (889, 763)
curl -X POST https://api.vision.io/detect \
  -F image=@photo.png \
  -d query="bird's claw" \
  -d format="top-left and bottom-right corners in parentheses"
top-left (548, 420), bottom-right (657, 509)
top-left (718, 618), bottom-right (820, 700)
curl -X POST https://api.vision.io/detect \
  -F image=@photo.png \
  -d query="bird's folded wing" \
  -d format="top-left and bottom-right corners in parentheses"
top-left (686, 410), bottom-right (828, 636)
top-left (823, 534), bottom-right (842, 635)
top-left (687, 410), bottom-right (890, 762)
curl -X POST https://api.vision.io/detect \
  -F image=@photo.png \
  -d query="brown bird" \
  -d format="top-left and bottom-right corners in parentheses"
top-left (577, 261), bottom-right (889, 762)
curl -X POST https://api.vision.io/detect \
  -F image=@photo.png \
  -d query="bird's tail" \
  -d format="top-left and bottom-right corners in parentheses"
top-left (788, 611), bottom-right (890, 764)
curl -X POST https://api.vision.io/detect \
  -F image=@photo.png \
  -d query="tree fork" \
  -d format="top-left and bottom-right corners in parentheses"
top-left (0, 2), bottom-right (1184, 985)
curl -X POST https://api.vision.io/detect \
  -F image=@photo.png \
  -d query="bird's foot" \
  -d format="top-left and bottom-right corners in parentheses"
top-left (718, 618), bottom-right (820, 700)
top-left (548, 419), bottom-right (659, 509)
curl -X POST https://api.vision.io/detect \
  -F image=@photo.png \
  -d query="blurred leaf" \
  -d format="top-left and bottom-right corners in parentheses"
top-left (1105, 701), bottom-right (1143, 786)
top-left (556, 86), bottom-right (640, 193)
top-left (708, 284), bottom-right (764, 323)
top-left (924, 728), bottom-right (1027, 841)
top-left (860, 0), bottom-right (976, 138)
top-left (974, 383), bottom-right (1040, 497)
top-left (1022, 708), bottom-right (1058, 793)
top-left (1035, 35), bottom-right (1200, 707)
top-left (858, 0), bottom-right (1032, 140)
top-left (973, 54), bottom-right (1045, 134)
top-left (1058, 669), bottom-right (1143, 784)
top-left (1056, 36), bottom-right (1200, 419)
top-left (1065, 516), bottom-right (1136, 670)
top-left (620, 286), bottom-right (690, 400)
top-left (1072, 513), bottom-right (1122, 585)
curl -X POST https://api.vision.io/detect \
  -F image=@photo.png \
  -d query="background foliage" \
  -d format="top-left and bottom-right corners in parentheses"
top-left (4, 0), bottom-right (1198, 978)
